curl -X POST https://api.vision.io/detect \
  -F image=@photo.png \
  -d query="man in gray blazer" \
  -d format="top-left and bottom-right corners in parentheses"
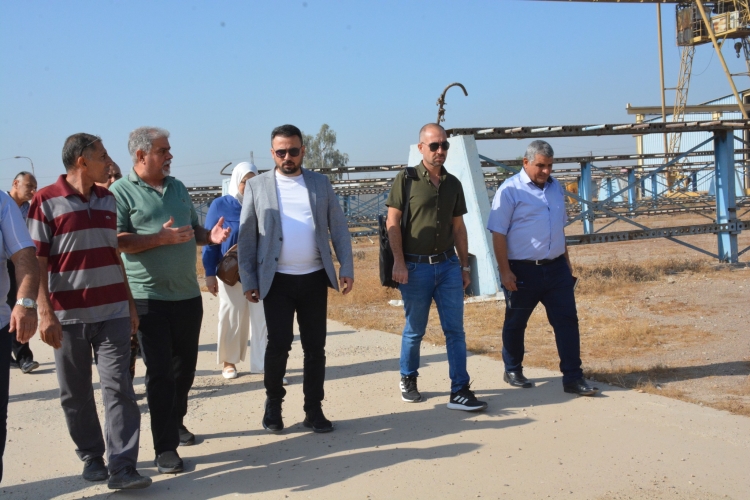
top-left (238, 124), bottom-right (354, 434)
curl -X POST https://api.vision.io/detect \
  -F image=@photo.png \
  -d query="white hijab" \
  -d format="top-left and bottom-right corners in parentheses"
top-left (228, 161), bottom-right (258, 203)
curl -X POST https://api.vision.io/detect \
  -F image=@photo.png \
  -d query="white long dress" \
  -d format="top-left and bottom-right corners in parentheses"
top-left (216, 279), bottom-right (267, 372)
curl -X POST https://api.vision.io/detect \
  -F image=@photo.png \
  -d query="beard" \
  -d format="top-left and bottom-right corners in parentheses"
top-left (161, 162), bottom-right (171, 177)
top-left (278, 160), bottom-right (302, 175)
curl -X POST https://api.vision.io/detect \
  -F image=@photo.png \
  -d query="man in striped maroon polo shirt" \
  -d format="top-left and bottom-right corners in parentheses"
top-left (28, 133), bottom-right (151, 490)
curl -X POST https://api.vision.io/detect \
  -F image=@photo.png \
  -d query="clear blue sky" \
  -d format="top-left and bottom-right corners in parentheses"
top-left (1, 0), bottom-right (746, 187)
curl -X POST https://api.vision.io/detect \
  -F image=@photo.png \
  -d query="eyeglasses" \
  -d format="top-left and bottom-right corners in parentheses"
top-left (273, 148), bottom-right (302, 158)
top-left (422, 141), bottom-right (450, 152)
top-left (78, 137), bottom-right (101, 159)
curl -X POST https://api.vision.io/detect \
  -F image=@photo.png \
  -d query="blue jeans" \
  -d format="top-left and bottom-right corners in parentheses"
top-left (399, 255), bottom-right (470, 393)
top-left (501, 257), bottom-right (583, 385)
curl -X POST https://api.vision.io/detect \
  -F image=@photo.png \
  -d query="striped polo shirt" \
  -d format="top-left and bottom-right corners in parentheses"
top-left (27, 175), bottom-right (129, 325)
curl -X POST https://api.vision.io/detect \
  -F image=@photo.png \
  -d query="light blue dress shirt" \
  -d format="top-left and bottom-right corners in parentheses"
top-left (487, 168), bottom-right (567, 261)
top-left (0, 191), bottom-right (36, 329)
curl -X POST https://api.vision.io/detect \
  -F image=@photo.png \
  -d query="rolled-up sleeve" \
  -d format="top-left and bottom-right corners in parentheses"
top-left (24, 195), bottom-right (49, 257)
top-left (487, 185), bottom-right (514, 235)
top-left (1, 194), bottom-right (34, 258)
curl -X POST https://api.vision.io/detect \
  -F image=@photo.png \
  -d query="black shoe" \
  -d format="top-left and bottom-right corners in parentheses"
top-left (303, 407), bottom-right (334, 433)
top-left (503, 371), bottom-right (532, 388)
top-left (563, 378), bottom-right (599, 396)
top-left (447, 383), bottom-right (488, 412)
top-left (154, 450), bottom-right (184, 474)
top-left (107, 466), bottom-right (152, 489)
top-left (400, 375), bottom-right (422, 403)
top-left (82, 457), bottom-right (109, 482)
top-left (262, 398), bottom-right (284, 432)
top-left (20, 360), bottom-right (39, 374)
top-left (178, 425), bottom-right (195, 446)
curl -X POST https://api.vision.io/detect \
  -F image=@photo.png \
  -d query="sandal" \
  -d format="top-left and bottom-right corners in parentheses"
top-left (222, 366), bottom-right (238, 379)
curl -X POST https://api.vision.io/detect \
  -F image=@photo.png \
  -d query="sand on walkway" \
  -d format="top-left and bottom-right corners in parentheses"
top-left (2, 291), bottom-right (749, 499)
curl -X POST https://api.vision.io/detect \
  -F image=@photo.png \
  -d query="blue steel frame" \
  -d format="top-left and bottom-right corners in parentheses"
top-left (479, 131), bottom-right (748, 263)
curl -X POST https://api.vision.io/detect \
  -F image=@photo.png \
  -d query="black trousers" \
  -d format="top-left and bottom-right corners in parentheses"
top-left (6, 261), bottom-right (33, 366)
top-left (135, 296), bottom-right (203, 455)
top-left (263, 270), bottom-right (329, 412)
top-left (0, 323), bottom-right (10, 483)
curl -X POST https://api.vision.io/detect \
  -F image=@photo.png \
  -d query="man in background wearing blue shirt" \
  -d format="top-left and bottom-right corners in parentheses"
top-left (487, 140), bottom-right (597, 396)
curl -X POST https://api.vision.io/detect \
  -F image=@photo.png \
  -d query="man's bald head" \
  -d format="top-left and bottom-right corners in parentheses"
top-left (419, 123), bottom-right (446, 143)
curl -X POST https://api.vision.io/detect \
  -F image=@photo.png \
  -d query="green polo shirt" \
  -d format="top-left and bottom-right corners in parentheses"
top-left (386, 161), bottom-right (467, 256)
top-left (109, 171), bottom-right (200, 301)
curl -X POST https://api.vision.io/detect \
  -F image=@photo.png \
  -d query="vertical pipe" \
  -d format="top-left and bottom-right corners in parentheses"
top-left (714, 130), bottom-right (738, 262)
top-left (652, 173), bottom-right (659, 207)
top-left (691, 171), bottom-right (698, 192)
top-left (657, 4), bottom-right (669, 156)
top-left (580, 162), bottom-right (594, 235)
top-left (628, 168), bottom-right (637, 212)
top-left (695, 1), bottom-right (749, 119)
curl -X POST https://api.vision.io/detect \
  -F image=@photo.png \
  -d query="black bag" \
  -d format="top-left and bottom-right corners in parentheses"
top-left (379, 167), bottom-right (418, 288)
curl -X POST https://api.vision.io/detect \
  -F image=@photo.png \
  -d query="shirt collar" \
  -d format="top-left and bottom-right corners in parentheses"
top-left (416, 161), bottom-right (447, 181)
top-left (127, 170), bottom-right (173, 190)
top-left (519, 168), bottom-right (553, 189)
top-left (47, 175), bottom-right (107, 201)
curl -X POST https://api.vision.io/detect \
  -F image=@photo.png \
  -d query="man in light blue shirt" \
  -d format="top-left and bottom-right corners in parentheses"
top-left (487, 140), bottom-right (597, 396)
top-left (0, 191), bottom-right (39, 482)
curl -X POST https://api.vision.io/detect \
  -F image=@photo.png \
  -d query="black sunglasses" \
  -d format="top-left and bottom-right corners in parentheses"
top-left (273, 148), bottom-right (302, 158)
top-left (423, 141), bottom-right (450, 152)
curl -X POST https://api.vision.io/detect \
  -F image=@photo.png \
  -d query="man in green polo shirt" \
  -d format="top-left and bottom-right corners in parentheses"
top-left (110, 126), bottom-right (230, 475)
top-left (385, 123), bottom-right (487, 412)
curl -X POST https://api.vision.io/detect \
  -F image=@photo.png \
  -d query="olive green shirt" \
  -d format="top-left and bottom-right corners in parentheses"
top-left (109, 171), bottom-right (201, 301)
top-left (385, 161), bottom-right (467, 256)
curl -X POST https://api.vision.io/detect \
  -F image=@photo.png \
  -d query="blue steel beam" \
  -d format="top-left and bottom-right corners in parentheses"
top-left (562, 180), bottom-right (722, 260)
top-left (714, 130), bottom-right (739, 263)
top-left (567, 136), bottom-right (715, 225)
top-left (579, 162), bottom-right (594, 234)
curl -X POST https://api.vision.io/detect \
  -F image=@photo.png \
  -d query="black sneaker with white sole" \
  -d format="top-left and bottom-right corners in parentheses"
top-left (400, 375), bottom-right (422, 402)
top-left (447, 384), bottom-right (487, 412)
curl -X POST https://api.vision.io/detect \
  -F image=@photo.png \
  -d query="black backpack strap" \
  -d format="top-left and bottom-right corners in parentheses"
top-left (401, 167), bottom-right (419, 233)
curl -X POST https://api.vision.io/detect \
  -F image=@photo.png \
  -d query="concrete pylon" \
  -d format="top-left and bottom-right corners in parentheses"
top-left (408, 135), bottom-right (501, 297)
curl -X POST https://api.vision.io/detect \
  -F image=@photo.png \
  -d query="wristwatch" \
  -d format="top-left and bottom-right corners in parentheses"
top-left (461, 266), bottom-right (471, 273)
top-left (15, 298), bottom-right (37, 310)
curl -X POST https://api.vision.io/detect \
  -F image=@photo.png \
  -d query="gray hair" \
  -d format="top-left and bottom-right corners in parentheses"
top-left (128, 127), bottom-right (170, 164)
top-left (14, 171), bottom-right (35, 182)
top-left (62, 133), bottom-right (101, 171)
top-left (524, 140), bottom-right (554, 162)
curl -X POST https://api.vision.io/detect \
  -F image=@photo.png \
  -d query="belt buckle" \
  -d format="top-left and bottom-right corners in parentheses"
top-left (428, 254), bottom-right (439, 265)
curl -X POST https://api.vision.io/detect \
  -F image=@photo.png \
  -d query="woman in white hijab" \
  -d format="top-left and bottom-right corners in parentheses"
top-left (203, 162), bottom-right (268, 379)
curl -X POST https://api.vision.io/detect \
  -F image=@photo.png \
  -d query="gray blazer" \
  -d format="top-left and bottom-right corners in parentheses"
top-left (238, 168), bottom-right (354, 300)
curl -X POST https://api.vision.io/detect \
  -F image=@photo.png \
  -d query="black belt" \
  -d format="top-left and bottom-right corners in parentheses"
top-left (404, 249), bottom-right (455, 264)
top-left (509, 255), bottom-right (564, 266)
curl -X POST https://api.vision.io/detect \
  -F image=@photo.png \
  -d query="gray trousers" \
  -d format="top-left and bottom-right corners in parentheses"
top-left (54, 317), bottom-right (140, 474)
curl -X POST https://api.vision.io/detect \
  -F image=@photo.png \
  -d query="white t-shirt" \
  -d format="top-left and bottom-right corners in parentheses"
top-left (275, 171), bottom-right (324, 275)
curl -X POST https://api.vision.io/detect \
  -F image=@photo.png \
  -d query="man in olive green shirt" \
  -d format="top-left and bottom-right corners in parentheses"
top-left (111, 127), bottom-right (230, 475)
top-left (385, 123), bottom-right (487, 412)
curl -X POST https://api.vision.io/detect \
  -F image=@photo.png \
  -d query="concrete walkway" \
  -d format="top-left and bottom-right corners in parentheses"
top-left (3, 292), bottom-right (749, 499)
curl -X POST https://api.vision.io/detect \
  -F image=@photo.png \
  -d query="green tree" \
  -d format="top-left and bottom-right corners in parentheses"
top-left (303, 124), bottom-right (349, 181)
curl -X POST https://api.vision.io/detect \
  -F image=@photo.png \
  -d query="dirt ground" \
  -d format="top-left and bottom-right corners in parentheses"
top-left (4, 313), bottom-right (750, 499)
